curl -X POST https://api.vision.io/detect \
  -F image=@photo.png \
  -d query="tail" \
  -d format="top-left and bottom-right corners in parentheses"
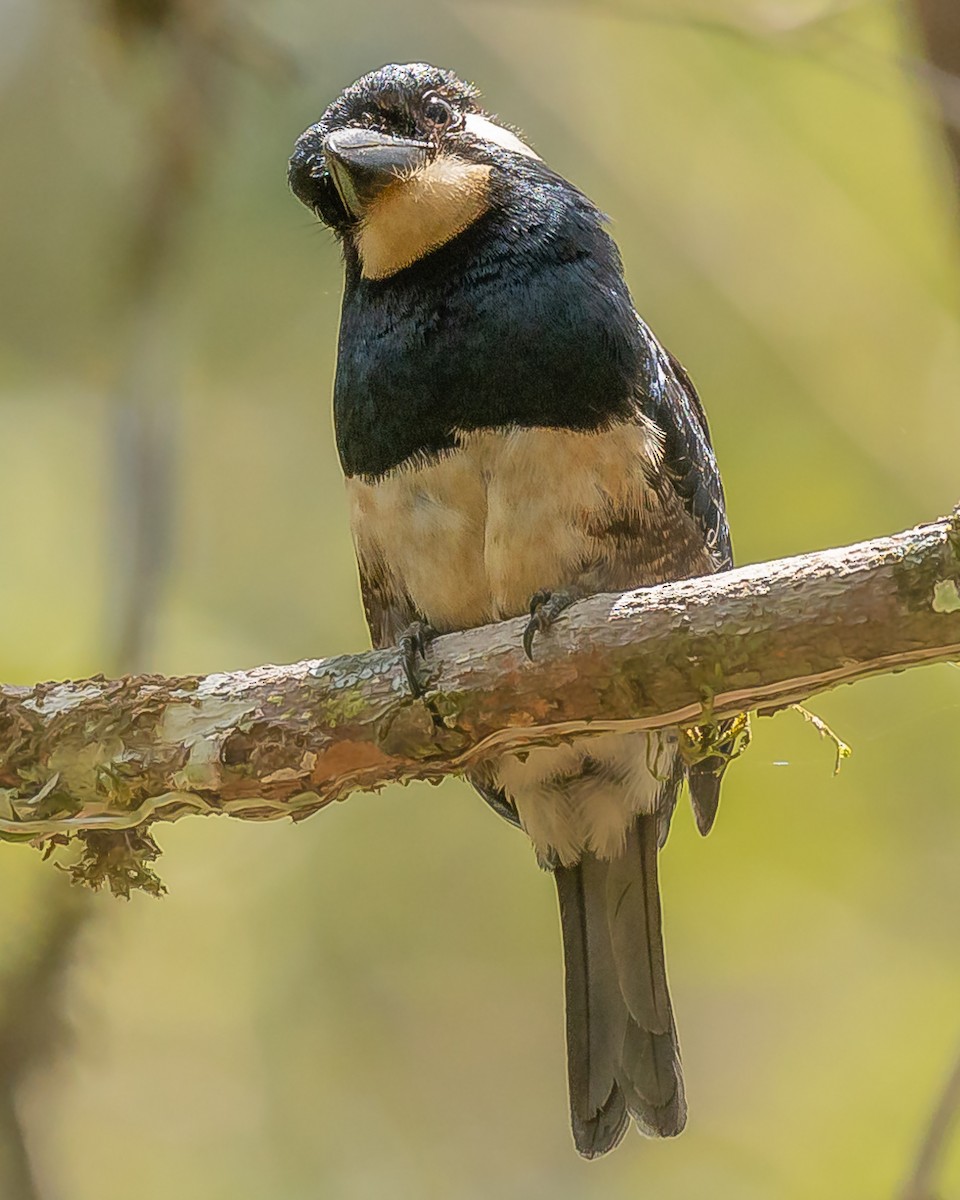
top-left (553, 813), bottom-right (686, 1157)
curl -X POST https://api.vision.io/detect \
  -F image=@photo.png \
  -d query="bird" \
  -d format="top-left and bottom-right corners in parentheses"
top-left (288, 62), bottom-right (732, 1158)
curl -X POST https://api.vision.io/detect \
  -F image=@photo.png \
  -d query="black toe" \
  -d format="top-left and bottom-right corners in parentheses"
top-left (398, 620), bottom-right (437, 697)
top-left (522, 588), bottom-right (579, 660)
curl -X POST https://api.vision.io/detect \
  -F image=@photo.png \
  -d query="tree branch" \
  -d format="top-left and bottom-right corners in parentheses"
top-left (0, 510), bottom-right (958, 870)
top-left (911, 0), bottom-right (960, 204)
top-left (900, 1040), bottom-right (960, 1200)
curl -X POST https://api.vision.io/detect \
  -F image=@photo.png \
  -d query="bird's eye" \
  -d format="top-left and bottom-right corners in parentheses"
top-left (422, 91), bottom-right (459, 132)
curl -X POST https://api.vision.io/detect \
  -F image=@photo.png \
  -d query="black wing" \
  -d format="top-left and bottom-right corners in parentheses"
top-left (357, 555), bottom-right (418, 650)
top-left (636, 319), bottom-right (732, 572)
top-left (636, 320), bottom-right (734, 835)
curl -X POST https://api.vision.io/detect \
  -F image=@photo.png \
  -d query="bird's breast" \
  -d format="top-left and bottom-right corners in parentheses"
top-left (345, 419), bottom-right (665, 633)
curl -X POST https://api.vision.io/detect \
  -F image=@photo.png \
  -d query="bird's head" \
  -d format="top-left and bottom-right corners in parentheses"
top-left (288, 62), bottom-right (543, 280)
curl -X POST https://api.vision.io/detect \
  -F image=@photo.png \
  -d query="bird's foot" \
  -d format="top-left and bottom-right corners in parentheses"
top-left (398, 620), bottom-right (438, 698)
top-left (522, 588), bottom-right (580, 660)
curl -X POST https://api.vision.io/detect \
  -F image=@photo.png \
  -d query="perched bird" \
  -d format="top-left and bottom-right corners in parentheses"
top-left (289, 62), bottom-right (732, 1157)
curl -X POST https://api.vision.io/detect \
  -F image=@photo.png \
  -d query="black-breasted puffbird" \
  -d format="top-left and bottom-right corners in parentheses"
top-left (289, 62), bottom-right (732, 1158)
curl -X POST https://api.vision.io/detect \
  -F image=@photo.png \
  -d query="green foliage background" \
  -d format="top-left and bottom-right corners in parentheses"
top-left (1, 1), bottom-right (959, 1195)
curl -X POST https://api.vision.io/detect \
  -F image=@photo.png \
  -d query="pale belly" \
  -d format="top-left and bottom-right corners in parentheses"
top-left (345, 421), bottom-right (666, 632)
top-left (345, 420), bottom-right (689, 864)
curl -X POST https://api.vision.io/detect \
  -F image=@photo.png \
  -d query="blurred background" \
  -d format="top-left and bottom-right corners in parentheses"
top-left (1, 0), bottom-right (959, 1196)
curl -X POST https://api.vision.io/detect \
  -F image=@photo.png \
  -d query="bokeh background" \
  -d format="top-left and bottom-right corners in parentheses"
top-left (1, 1), bottom-right (959, 1197)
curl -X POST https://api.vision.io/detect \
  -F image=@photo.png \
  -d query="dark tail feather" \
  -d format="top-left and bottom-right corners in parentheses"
top-left (554, 814), bottom-right (686, 1157)
top-left (688, 715), bottom-right (740, 836)
top-left (688, 757), bottom-right (724, 836)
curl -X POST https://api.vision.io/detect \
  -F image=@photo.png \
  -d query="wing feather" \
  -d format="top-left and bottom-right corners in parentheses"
top-left (635, 319), bottom-right (732, 572)
top-left (635, 320), bottom-right (735, 831)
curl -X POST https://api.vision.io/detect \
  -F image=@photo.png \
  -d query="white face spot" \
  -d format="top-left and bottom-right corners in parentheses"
top-left (464, 112), bottom-right (541, 160)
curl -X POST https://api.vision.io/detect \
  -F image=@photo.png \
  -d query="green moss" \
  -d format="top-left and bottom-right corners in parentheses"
top-left (377, 702), bottom-right (441, 759)
top-left (932, 578), bottom-right (960, 614)
top-left (894, 530), bottom-right (959, 612)
top-left (65, 828), bottom-right (166, 899)
top-left (377, 700), bottom-right (470, 760)
top-left (429, 690), bottom-right (465, 724)
top-left (316, 684), bottom-right (371, 726)
top-left (680, 711), bottom-right (752, 768)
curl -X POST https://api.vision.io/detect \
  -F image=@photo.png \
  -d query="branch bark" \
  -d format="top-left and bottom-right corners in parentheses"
top-left (900, 1040), bottom-right (960, 1200)
top-left (911, 0), bottom-right (960, 203)
top-left (0, 510), bottom-right (958, 850)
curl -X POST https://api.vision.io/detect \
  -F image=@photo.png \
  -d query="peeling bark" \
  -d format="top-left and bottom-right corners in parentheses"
top-left (0, 511), bottom-right (958, 877)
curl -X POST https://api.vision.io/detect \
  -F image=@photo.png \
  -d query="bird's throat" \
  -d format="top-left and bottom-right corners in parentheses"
top-left (355, 157), bottom-right (491, 280)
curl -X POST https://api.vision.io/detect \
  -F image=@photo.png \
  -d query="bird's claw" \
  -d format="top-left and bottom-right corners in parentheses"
top-left (522, 588), bottom-right (579, 660)
top-left (398, 620), bottom-right (437, 698)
